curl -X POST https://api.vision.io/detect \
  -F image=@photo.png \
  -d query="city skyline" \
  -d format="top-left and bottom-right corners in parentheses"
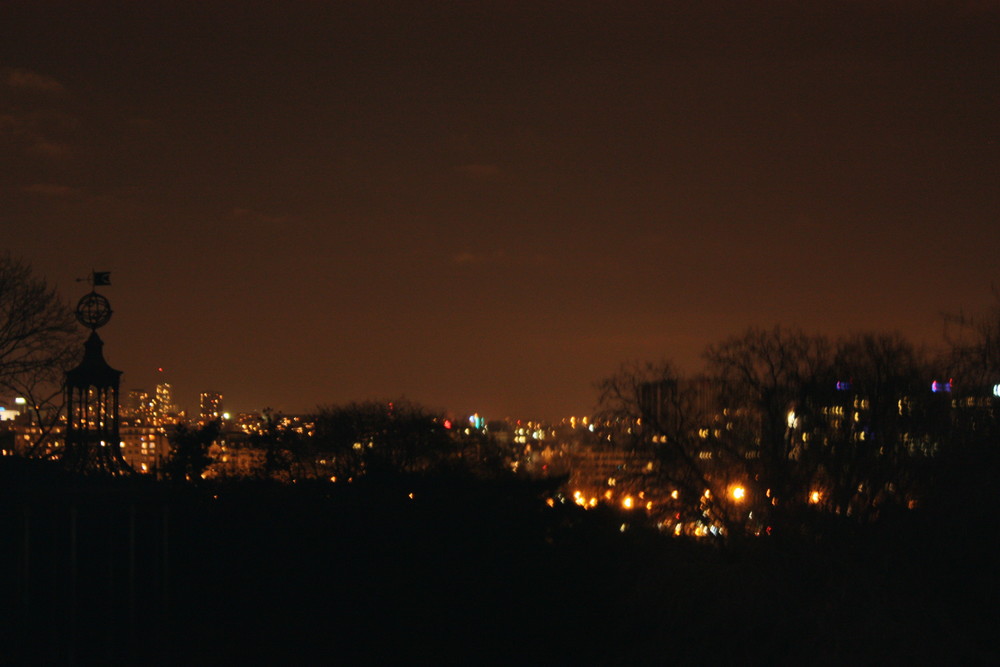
top-left (3, 2), bottom-right (998, 419)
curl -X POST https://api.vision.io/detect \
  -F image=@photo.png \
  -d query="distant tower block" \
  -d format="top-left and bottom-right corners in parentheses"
top-left (63, 273), bottom-right (130, 474)
top-left (154, 382), bottom-right (175, 425)
top-left (128, 389), bottom-right (155, 425)
top-left (199, 391), bottom-right (224, 422)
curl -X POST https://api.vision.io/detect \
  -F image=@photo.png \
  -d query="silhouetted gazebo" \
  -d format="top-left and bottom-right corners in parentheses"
top-left (63, 280), bottom-right (130, 474)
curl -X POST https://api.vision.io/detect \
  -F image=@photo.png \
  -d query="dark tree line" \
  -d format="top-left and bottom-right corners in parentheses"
top-left (229, 400), bottom-right (460, 484)
top-left (311, 399), bottom-right (454, 478)
top-left (596, 321), bottom-right (997, 538)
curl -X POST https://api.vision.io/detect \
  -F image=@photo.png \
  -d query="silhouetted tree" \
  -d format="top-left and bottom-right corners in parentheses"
top-left (702, 326), bottom-right (833, 530)
top-left (705, 326), bottom-right (831, 464)
top-left (249, 410), bottom-right (316, 481)
top-left (164, 421), bottom-right (220, 482)
top-left (936, 296), bottom-right (1000, 520)
top-left (598, 326), bottom-right (960, 538)
top-left (312, 399), bottom-right (452, 478)
top-left (945, 291), bottom-right (1000, 390)
top-left (822, 332), bottom-right (940, 520)
top-left (0, 253), bottom-right (80, 452)
top-left (595, 361), bottom-right (745, 536)
top-left (3, 344), bottom-right (78, 455)
top-left (943, 295), bottom-right (1000, 446)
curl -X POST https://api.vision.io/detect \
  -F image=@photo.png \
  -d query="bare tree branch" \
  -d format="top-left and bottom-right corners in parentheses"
top-left (0, 253), bottom-right (81, 456)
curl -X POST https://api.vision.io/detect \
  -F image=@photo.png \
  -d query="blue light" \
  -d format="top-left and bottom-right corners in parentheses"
top-left (835, 381), bottom-right (851, 391)
top-left (931, 380), bottom-right (953, 393)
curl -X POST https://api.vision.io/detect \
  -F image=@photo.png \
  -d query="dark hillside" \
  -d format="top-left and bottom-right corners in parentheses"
top-left (2, 459), bottom-right (997, 665)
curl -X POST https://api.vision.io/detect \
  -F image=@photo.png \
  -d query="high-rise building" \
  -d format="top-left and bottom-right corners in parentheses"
top-left (155, 383), bottom-right (175, 425)
top-left (200, 391), bottom-right (224, 423)
top-left (127, 390), bottom-right (155, 425)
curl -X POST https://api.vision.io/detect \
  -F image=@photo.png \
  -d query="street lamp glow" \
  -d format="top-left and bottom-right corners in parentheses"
top-left (731, 485), bottom-right (746, 502)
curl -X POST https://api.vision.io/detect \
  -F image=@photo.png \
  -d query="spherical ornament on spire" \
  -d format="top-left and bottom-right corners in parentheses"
top-left (76, 291), bottom-right (113, 329)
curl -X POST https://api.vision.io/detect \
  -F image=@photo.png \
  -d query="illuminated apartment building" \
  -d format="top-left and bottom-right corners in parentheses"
top-left (119, 426), bottom-right (169, 474)
top-left (155, 383), bottom-right (176, 425)
top-left (200, 391), bottom-right (224, 423)
top-left (127, 390), bottom-right (156, 425)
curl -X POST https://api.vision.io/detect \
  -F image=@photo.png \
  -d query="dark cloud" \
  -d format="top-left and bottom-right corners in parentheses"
top-left (4, 67), bottom-right (66, 95)
top-left (22, 183), bottom-right (83, 197)
top-left (230, 207), bottom-right (288, 226)
top-left (456, 164), bottom-right (502, 180)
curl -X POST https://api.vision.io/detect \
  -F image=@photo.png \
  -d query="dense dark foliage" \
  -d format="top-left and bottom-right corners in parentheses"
top-left (2, 457), bottom-right (997, 665)
top-left (163, 421), bottom-right (221, 483)
top-left (312, 399), bottom-right (454, 477)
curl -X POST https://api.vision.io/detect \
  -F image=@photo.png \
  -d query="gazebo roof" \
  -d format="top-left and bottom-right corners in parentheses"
top-left (65, 331), bottom-right (122, 389)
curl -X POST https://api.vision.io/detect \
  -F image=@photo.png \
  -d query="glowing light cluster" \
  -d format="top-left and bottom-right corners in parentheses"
top-left (931, 379), bottom-right (953, 393)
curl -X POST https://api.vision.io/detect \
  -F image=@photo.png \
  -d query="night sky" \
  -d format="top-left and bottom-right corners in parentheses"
top-left (3, 1), bottom-right (997, 420)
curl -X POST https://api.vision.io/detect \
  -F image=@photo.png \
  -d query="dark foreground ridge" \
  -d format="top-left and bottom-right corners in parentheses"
top-left (2, 458), bottom-right (997, 665)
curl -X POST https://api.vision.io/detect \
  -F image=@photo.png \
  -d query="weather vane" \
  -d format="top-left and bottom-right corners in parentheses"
top-left (75, 270), bottom-right (113, 330)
